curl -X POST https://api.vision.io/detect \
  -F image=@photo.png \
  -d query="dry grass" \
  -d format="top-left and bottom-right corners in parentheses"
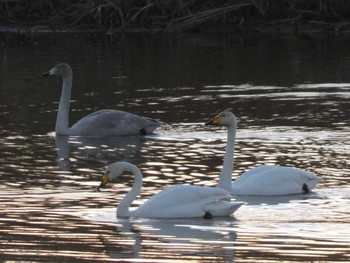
top-left (0, 0), bottom-right (350, 32)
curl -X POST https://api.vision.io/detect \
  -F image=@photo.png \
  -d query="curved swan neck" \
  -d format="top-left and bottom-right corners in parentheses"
top-left (218, 125), bottom-right (236, 191)
top-left (117, 164), bottom-right (143, 217)
top-left (55, 75), bottom-right (72, 135)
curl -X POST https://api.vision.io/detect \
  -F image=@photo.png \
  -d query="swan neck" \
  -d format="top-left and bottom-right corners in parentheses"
top-left (218, 125), bottom-right (236, 191)
top-left (55, 75), bottom-right (72, 135)
top-left (117, 165), bottom-right (143, 217)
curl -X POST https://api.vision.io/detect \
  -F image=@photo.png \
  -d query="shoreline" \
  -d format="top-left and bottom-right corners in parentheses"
top-left (2, 0), bottom-right (350, 37)
top-left (1, 20), bottom-right (350, 37)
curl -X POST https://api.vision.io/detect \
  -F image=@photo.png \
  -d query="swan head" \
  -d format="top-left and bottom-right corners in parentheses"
top-left (205, 110), bottom-right (237, 127)
top-left (96, 161), bottom-right (132, 191)
top-left (41, 63), bottom-right (72, 78)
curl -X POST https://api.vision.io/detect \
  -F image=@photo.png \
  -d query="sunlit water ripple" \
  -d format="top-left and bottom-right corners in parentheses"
top-left (1, 34), bottom-right (350, 262)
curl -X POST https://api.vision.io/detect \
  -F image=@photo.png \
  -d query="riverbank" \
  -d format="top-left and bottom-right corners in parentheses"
top-left (1, 20), bottom-right (350, 37)
top-left (1, 0), bottom-right (350, 36)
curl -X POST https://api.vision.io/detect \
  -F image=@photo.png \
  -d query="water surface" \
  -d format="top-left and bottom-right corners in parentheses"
top-left (0, 32), bottom-right (349, 262)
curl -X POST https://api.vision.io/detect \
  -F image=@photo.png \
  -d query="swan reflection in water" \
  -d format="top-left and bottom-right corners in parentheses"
top-left (53, 134), bottom-right (147, 170)
top-left (100, 217), bottom-right (238, 261)
top-left (233, 192), bottom-right (322, 206)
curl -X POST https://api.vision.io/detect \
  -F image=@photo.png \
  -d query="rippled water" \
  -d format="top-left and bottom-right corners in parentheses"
top-left (1, 33), bottom-right (350, 262)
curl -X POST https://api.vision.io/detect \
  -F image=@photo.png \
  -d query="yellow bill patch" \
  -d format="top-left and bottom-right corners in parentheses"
top-left (212, 115), bottom-right (223, 125)
top-left (102, 173), bottom-right (110, 185)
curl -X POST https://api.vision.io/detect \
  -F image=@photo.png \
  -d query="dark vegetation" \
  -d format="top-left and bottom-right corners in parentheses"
top-left (1, 0), bottom-right (350, 33)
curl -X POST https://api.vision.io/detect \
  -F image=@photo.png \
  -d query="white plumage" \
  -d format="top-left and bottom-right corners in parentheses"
top-left (206, 110), bottom-right (321, 195)
top-left (97, 161), bottom-right (243, 218)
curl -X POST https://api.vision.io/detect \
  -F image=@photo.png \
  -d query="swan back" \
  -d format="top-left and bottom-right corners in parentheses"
top-left (70, 109), bottom-right (162, 136)
top-left (133, 185), bottom-right (241, 218)
top-left (232, 165), bottom-right (322, 195)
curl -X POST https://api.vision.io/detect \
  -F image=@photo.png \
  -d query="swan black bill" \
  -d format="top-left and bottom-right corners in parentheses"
top-left (40, 71), bottom-right (51, 77)
top-left (205, 118), bottom-right (214, 126)
top-left (96, 181), bottom-right (106, 192)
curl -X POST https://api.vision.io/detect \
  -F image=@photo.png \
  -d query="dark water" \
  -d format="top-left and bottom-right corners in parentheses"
top-left (0, 32), bottom-right (349, 262)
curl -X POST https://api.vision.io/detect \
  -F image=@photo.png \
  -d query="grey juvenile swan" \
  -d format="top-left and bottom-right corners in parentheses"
top-left (41, 63), bottom-right (162, 136)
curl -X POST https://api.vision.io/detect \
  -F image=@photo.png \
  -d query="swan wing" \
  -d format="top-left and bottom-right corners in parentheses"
top-left (70, 110), bottom-right (162, 136)
top-left (232, 165), bottom-right (321, 195)
top-left (132, 185), bottom-right (240, 218)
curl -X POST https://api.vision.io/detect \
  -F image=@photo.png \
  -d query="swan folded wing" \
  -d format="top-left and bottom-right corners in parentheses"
top-left (232, 165), bottom-right (321, 195)
top-left (70, 110), bottom-right (162, 136)
top-left (133, 185), bottom-right (233, 218)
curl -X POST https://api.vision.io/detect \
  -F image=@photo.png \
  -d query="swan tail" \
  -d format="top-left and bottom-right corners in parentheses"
top-left (302, 170), bottom-right (322, 192)
top-left (205, 201), bottom-right (243, 217)
top-left (292, 169), bottom-right (322, 194)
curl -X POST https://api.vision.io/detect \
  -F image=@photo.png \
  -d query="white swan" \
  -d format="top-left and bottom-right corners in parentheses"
top-left (97, 161), bottom-right (243, 218)
top-left (41, 63), bottom-right (162, 136)
top-left (205, 110), bottom-right (322, 195)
